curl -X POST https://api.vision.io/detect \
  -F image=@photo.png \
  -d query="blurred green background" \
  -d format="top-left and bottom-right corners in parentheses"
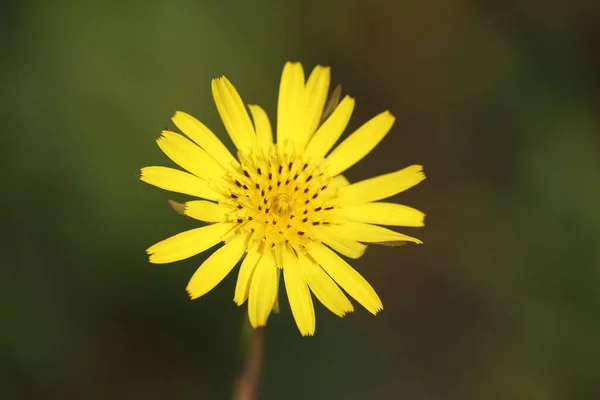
top-left (3, 0), bottom-right (600, 399)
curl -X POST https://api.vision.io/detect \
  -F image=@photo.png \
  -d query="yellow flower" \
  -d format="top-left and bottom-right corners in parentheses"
top-left (141, 62), bottom-right (425, 336)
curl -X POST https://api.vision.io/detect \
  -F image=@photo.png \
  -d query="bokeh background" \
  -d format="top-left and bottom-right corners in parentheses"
top-left (3, 0), bottom-right (600, 399)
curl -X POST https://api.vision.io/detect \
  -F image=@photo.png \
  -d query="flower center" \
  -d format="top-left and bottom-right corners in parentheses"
top-left (222, 143), bottom-right (337, 252)
top-left (271, 193), bottom-right (294, 217)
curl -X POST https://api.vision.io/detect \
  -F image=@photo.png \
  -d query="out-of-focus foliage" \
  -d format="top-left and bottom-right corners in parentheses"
top-left (2, 0), bottom-right (599, 399)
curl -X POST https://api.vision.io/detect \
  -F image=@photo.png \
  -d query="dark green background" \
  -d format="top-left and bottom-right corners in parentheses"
top-left (3, 0), bottom-right (599, 398)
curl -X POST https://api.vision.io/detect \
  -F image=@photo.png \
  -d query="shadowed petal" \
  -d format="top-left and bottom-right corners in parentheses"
top-left (248, 250), bottom-right (278, 327)
top-left (187, 233), bottom-right (249, 299)
top-left (308, 243), bottom-right (383, 315)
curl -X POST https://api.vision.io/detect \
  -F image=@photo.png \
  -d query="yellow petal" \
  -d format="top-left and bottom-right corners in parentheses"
top-left (329, 174), bottom-right (350, 189)
top-left (305, 96), bottom-right (355, 158)
top-left (157, 131), bottom-right (225, 182)
top-left (298, 252), bottom-right (353, 317)
top-left (283, 247), bottom-right (315, 336)
top-left (341, 165), bottom-right (425, 204)
top-left (146, 222), bottom-right (233, 264)
top-left (233, 243), bottom-right (262, 305)
top-left (336, 202), bottom-right (425, 227)
top-left (316, 226), bottom-right (367, 259)
top-left (325, 111), bottom-right (395, 176)
top-left (184, 200), bottom-right (232, 223)
top-left (248, 250), bottom-right (278, 327)
top-left (212, 77), bottom-right (255, 153)
top-left (295, 65), bottom-right (331, 149)
top-left (322, 221), bottom-right (422, 245)
top-left (277, 62), bottom-right (305, 144)
top-left (140, 166), bottom-right (220, 201)
top-left (171, 111), bottom-right (238, 169)
top-left (186, 233), bottom-right (248, 299)
top-left (248, 104), bottom-right (272, 155)
top-left (308, 243), bottom-right (383, 315)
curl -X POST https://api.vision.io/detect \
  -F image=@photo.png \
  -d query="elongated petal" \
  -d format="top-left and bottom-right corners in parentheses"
top-left (283, 248), bottom-right (315, 336)
top-left (184, 200), bottom-right (231, 222)
top-left (295, 65), bottom-right (331, 149)
top-left (140, 166), bottom-right (220, 201)
top-left (305, 96), bottom-right (355, 158)
top-left (308, 243), bottom-right (383, 315)
top-left (212, 77), bottom-right (255, 153)
top-left (157, 131), bottom-right (225, 182)
top-left (316, 226), bottom-right (367, 259)
top-left (336, 203), bottom-right (425, 227)
top-left (341, 165), bottom-right (425, 204)
top-left (248, 104), bottom-right (273, 155)
top-left (234, 243), bottom-right (262, 305)
top-left (322, 221), bottom-right (422, 245)
top-left (186, 233), bottom-right (248, 299)
top-left (298, 252), bottom-right (353, 317)
top-left (326, 111), bottom-right (395, 176)
top-left (277, 62), bottom-right (305, 144)
top-left (248, 250), bottom-right (278, 327)
top-left (146, 222), bottom-right (233, 264)
top-left (171, 111), bottom-right (238, 169)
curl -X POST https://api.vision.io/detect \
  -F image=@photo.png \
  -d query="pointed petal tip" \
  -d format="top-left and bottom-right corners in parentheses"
top-left (383, 110), bottom-right (396, 120)
top-left (171, 110), bottom-right (183, 121)
top-left (146, 253), bottom-right (161, 264)
top-left (413, 165), bottom-right (426, 181)
top-left (233, 298), bottom-right (244, 306)
top-left (410, 164), bottom-right (425, 174)
top-left (372, 306), bottom-right (383, 315)
top-left (185, 287), bottom-right (198, 300)
top-left (145, 244), bottom-right (158, 257)
top-left (147, 252), bottom-right (173, 265)
top-left (212, 75), bottom-right (230, 84)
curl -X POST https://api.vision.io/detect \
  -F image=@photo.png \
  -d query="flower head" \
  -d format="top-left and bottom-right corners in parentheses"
top-left (141, 62), bottom-right (425, 336)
